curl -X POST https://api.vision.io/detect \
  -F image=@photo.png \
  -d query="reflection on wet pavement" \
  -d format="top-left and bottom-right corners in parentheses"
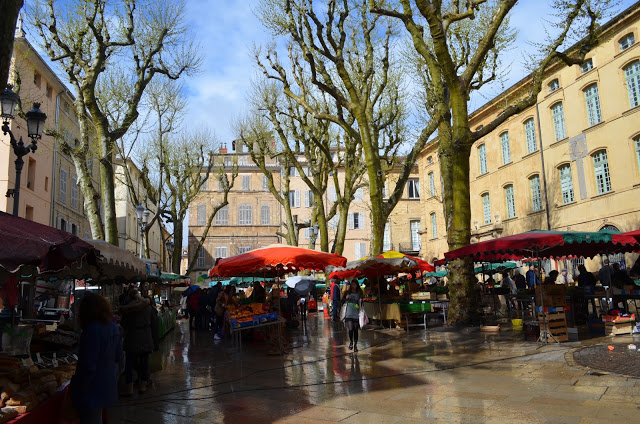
top-left (110, 314), bottom-right (640, 423)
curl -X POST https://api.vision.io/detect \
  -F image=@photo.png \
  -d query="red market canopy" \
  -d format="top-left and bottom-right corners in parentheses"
top-left (0, 211), bottom-right (98, 275)
top-left (208, 244), bottom-right (347, 278)
top-left (615, 229), bottom-right (640, 244)
top-left (444, 230), bottom-right (640, 262)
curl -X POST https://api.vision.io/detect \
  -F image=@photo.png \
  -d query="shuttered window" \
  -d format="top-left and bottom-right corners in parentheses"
top-left (238, 204), bottom-right (253, 225)
top-left (559, 165), bottom-right (575, 204)
top-left (624, 61), bottom-right (640, 108)
top-left (214, 206), bottom-right (228, 225)
top-left (584, 84), bottom-right (602, 126)
top-left (524, 119), bottom-right (537, 154)
top-left (529, 175), bottom-right (542, 212)
top-left (552, 103), bottom-right (566, 141)
top-left (500, 132), bottom-right (511, 165)
top-left (482, 193), bottom-right (491, 225)
top-left (592, 150), bottom-right (611, 194)
top-left (504, 185), bottom-right (516, 219)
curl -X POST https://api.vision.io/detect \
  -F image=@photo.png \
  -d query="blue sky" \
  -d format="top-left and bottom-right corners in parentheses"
top-left (183, 0), bottom-right (636, 144)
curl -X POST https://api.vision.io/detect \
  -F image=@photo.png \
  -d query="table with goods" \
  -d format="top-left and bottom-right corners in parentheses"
top-left (225, 302), bottom-right (284, 352)
top-left (0, 324), bottom-right (78, 423)
top-left (362, 285), bottom-right (449, 328)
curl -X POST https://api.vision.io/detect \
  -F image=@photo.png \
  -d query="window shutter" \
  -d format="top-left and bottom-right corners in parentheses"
top-left (295, 190), bottom-right (300, 208)
top-left (359, 212), bottom-right (365, 230)
top-left (348, 213), bottom-right (354, 230)
top-left (304, 190), bottom-right (310, 207)
top-left (329, 186), bottom-right (337, 202)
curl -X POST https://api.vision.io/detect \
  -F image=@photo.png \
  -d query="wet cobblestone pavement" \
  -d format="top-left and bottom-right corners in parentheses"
top-left (110, 314), bottom-right (640, 423)
top-left (573, 343), bottom-right (640, 377)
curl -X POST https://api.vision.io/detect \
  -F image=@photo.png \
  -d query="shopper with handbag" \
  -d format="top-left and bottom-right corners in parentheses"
top-left (72, 292), bottom-right (122, 424)
top-left (342, 281), bottom-right (363, 352)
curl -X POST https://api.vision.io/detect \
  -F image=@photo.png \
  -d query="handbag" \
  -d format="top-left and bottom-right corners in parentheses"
top-left (358, 308), bottom-right (369, 328)
top-left (339, 302), bottom-right (347, 321)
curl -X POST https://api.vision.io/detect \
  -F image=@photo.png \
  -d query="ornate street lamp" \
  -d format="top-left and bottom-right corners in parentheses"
top-left (309, 224), bottom-right (319, 249)
top-left (165, 238), bottom-right (175, 272)
top-left (136, 204), bottom-right (150, 258)
top-left (1, 86), bottom-right (47, 216)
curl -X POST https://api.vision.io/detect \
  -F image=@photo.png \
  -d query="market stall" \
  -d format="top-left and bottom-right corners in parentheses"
top-left (444, 229), bottom-right (640, 342)
top-left (208, 244), bottom-right (347, 353)
top-left (327, 251), bottom-right (442, 328)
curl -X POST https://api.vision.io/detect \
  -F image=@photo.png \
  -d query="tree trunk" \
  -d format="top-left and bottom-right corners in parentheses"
top-left (0, 1), bottom-right (22, 90)
top-left (70, 153), bottom-right (104, 240)
top-left (99, 136), bottom-right (118, 245)
top-left (333, 203), bottom-right (349, 255)
top-left (441, 141), bottom-right (479, 325)
top-left (315, 197), bottom-right (329, 252)
top-left (172, 219), bottom-right (183, 274)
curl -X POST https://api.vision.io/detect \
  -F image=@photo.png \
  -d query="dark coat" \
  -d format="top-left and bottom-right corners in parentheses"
top-left (121, 299), bottom-right (154, 354)
top-left (72, 321), bottom-right (122, 411)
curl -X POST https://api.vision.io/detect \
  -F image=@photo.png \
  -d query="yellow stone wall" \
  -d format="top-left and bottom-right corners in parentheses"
top-left (419, 7), bottom-right (640, 271)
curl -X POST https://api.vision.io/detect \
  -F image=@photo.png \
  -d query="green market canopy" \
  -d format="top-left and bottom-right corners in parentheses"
top-left (444, 230), bottom-right (640, 262)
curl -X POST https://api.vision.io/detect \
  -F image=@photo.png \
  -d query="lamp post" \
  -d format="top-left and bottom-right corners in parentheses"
top-left (1, 86), bottom-right (47, 216)
top-left (309, 224), bottom-right (319, 250)
top-left (165, 239), bottom-right (175, 273)
top-left (136, 204), bottom-right (150, 258)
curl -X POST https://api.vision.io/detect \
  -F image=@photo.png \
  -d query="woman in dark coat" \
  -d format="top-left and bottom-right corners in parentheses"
top-left (119, 288), bottom-right (155, 395)
top-left (72, 292), bottom-right (122, 424)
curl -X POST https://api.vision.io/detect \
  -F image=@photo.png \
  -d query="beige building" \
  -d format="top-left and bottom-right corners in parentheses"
top-left (188, 144), bottom-right (282, 278)
top-left (1, 27), bottom-right (99, 239)
top-left (188, 140), bottom-right (423, 280)
top-left (1, 32), bottom-right (56, 223)
top-left (114, 157), bottom-right (167, 263)
top-left (420, 3), bottom-right (640, 270)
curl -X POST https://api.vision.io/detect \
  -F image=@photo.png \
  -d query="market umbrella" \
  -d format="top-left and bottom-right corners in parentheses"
top-left (285, 276), bottom-right (319, 295)
top-left (444, 230), bottom-right (640, 262)
top-left (208, 244), bottom-right (347, 278)
top-left (183, 284), bottom-right (200, 296)
top-left (0, 211), bottom-right (98, 275)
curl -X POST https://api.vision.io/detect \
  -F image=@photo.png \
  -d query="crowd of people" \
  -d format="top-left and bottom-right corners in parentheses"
top-left (180, 281), bottom-right (269, 339)
top-left (71, 284), bottom-right (160, 424)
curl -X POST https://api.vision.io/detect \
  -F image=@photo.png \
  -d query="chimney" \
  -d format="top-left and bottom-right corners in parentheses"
top-left (219, 143), bottom-right (227, 154)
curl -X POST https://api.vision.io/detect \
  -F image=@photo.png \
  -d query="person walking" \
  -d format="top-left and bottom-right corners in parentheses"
top-left (342, 281), bottom-right (363, 352)
top-left (502, 271), bottom-right (517, 311)
top-left (513, 269), bottom-right (526, 290)
top-left (187, 287), bottom-right (202, 329)
top-left (213, 286), bottom-right (232, 340)
top-left (119, 288), bottom-right (155, 395)
top-left (525, 264), bottom-right (541, 288)
top-left (598, 259), bottom-right (613, 288)
top-left (330, 279), bottom-right (341, 321)
top-left (72, 293), bottom-right (122, 424)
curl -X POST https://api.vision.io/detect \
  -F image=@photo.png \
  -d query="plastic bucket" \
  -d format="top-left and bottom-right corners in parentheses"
top-left (512, 318), bottom-right (523, 331)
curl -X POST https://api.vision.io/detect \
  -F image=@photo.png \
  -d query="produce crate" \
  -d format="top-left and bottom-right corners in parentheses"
top-left (255, 313), bottom-right (278, 323)
top-left (399, 302), bottom-right (431, 313)
top-left (230, 318), bottom-right (256, 329)
top-left (538, 311), bottom-right (568, 342)
top-left (605, 321), bottom-right (634, 336)
top-left (601, 314), bottom-right (635, 323)
top-left (535, 285), bottom-right (567, 307)
top-left (411, 292), bottom-right (435, 300)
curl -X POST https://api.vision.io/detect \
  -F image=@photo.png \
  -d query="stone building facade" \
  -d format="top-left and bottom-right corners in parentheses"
top-left (188, 141), bottom-right (422, 279)
top-left (1, 31), bottom-right (99, 239)
top-left (419, 3), bottom-right (640, 270)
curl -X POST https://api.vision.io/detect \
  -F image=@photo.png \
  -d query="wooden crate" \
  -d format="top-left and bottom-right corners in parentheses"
top-left (538, 311), bottom-right (568, 342)
top-left (605, 321), bottom-right (634, 336)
